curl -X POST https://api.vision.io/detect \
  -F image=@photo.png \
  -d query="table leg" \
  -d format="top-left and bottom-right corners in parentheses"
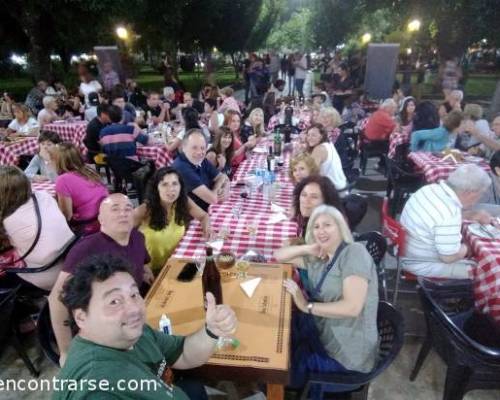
top-left (267, 383), bottom-right (284, 400)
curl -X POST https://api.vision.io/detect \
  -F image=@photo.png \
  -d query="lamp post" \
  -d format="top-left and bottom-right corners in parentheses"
top-left (116, 26), bottom-right (129, 41)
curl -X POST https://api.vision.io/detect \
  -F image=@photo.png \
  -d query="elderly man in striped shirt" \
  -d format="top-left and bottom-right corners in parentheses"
top-left (400, 164), bottom-right (493, 278)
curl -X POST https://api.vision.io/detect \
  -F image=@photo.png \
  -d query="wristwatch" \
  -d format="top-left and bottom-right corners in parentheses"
top-left (205, 324), bottom-right (219, 340)
top-left (307, 302), bottom-right (314, 314)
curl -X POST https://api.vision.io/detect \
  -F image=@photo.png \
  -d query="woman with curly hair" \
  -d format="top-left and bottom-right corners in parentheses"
top-left (133, 167), bottom-right (210, 274)
top-left (241, 107), bottom-right (265, 144)
top-left (288, 152), bottom-right (319, 184)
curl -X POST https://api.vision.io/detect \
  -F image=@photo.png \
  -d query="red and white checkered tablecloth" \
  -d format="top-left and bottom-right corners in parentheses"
top-left (0, 137), bottom-right (39, 165)
top-left (388, 125), bottom-right (412, 159)
top-left (136, 145), bottom-right (174, 168)
top-left (44, 121), bottom-right (88, 147)
top-left (463, 225), bottom-right (500, 323)
top-left (172, 148), bottom-right (297, 260)
top-left (31, 181), bottom-right (56, 197)
top-left (408, 151), bottom-right (490, 183)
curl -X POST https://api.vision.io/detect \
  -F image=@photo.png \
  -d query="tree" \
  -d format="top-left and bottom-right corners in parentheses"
top-left (266, 8), bottom-right (313, 51)
top-left (4, 0), bottom-right (121, 80)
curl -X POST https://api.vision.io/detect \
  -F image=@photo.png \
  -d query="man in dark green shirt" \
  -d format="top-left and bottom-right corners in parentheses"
top-left (53, 254), bottom-right (237, 399)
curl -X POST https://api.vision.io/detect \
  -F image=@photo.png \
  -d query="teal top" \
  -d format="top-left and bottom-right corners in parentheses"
top-left (410, 126), bottom-right (450, 152)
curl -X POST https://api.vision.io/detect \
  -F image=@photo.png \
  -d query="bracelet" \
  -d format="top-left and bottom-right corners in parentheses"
top-left (205, 324), bottom-right (219, 340)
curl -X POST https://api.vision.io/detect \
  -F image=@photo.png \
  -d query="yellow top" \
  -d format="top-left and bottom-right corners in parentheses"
top-left (140, 209), bottom-right (185, 274)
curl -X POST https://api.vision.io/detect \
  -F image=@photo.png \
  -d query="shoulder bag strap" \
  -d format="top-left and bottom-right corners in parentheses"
top-left (309, 242), bottom-right (348, 300)
top-left (0, 193), bottom-right (42, 267)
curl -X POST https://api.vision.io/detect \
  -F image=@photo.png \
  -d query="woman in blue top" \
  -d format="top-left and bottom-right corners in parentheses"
top-left (410, 110), bottom-right (463, 152)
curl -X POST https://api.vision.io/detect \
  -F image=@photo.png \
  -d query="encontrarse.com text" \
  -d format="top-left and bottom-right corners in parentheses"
top-left (0, 378), bottom-right (162, 392)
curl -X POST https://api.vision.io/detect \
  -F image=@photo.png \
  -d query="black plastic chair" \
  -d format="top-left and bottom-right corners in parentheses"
top-left (385, 150), bottom-right (424, 216)
top-left (300, 301), bottom-right (404, 400)
top-left (355, 231), bottom-right (388, 300)
top-left (37, 300), bottom-right (60, 366)
top-left (410, 277), bottom-right (500, 400)
top-left (342, 193), bottom-right (368, 232)
top-left (0, 284), bottom-right (39, 377)
top-left (359, 130), bottom-right (389, 176)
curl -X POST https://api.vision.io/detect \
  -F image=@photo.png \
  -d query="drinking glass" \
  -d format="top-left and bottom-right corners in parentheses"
top-left (236, 259), bottom-right (250, 279)
top-left (232, 203), bottom-right (242, 220)
top-left (246, 222), bottom-right (258, 240)
top-left (194, 255), bottom-right (206, 276)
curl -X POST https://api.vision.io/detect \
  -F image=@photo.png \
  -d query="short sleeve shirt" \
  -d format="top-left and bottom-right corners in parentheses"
top-left (63, 230), bottom-right (150, 285)
top-left (53, 325), bottom-right (188, 400)
top-left (304, 242), bottom-right (379, 373)
top-left (171, 153), bottom-right (219, 211)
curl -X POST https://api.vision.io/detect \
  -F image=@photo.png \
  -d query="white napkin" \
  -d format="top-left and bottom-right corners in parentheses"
top-left (267, 213), bottom-right (288, 224)
top-left (206, 239), bottom-right (224, 251)
top-left (253, 147), bottom-right (268, 154)
top-left (271, 203), bottom-right (286, 214)
top-left (240, 277), bottom-right (262, 298)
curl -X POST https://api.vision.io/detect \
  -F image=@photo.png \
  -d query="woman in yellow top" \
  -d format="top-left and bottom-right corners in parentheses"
top-left (133, 167), bottom-right (211, 274)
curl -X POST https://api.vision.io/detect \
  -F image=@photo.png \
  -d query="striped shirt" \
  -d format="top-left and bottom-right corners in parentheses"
top-left (99, 123), bottom-right (149, 160)
top-left (400, 181), bottom-right (463, 260)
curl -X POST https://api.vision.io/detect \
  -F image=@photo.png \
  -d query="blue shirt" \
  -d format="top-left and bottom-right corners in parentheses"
top-left (410, 126), bottom-right (450, 153)
top-left (99, 123), bottom-right (149, 160)
top-left (172, 153), bottom-right (220, 211)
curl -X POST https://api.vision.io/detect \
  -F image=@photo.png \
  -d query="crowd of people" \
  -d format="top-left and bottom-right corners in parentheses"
top-left (0, 51), bottom-right (499, 398)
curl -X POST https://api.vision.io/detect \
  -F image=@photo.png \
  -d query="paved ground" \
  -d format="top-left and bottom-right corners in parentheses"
top-left (1, 159), bottom-right (499, 399)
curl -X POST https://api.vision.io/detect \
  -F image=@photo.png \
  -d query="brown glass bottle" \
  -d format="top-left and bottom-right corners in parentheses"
top-left (202, 247), bottom-right (223, 308)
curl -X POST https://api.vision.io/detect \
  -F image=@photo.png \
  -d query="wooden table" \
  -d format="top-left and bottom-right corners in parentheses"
top-left (146, 258), bottom-right (292, 399)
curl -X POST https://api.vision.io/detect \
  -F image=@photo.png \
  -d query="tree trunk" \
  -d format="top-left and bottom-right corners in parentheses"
top-left (230, 53), bottom-right (239, 80)
top-left (27, 38), bottom-right (52, 82)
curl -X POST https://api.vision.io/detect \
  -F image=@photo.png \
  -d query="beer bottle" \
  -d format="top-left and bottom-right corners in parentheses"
top-left (273, 129), bottom-right (282, 157)
top-left (267, 146), bottom-right (275, 172)
top-left (202, 247), bottom-right (223, 308)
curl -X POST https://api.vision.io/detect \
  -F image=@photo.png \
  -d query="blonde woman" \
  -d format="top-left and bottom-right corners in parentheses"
top-left (288, 152), bottom-right (319, 184)
top-left (274, 204), bottom-right (378, 388)
top-left (6, 103), bottom-right (39, 136)
top-left (317, 106), bottom-right (342, 143)
top-left (37, 96), bottom-right (59, 128)
top-left (241, 107), bottom-right (265, 144)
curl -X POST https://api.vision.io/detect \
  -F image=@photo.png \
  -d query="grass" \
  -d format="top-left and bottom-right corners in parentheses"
top-left (1, 65), bottom-right (498, 101)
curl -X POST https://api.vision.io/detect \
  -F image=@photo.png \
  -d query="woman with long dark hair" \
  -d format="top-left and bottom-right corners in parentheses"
top-left (0, 166), bottom-right (74, 290)
top-left (206, 127), bottom-right (235, 176)
top-left (134, 167), bottom-right (210, 274)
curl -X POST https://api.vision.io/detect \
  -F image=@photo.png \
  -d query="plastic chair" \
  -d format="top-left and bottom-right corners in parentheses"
top-left (0, 284), bottom-right (39, 377)
top-left (355, 231), bottom-right (388, 300)
top-left (380, 198), bottom-right (421, 305)
top-left (385, 149), bottom-right (424, 216)
top-left (358, 130), bottom-right (389, 176)
top-left (300, 301), bottom-right (404, 400)
top-left (410, 277), bottom-right (500, 400)
top-left (36, 300), bottom-right (60, 366)
top-left (342, 193), bottom-right (368, 232)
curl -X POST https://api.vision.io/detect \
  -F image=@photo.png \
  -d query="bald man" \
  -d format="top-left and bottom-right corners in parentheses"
top-left (48, 193), bottom-right (153, 366)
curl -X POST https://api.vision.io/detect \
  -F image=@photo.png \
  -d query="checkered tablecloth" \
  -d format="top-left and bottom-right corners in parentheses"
top-left (388, 125), bottom-right (412, 159)
top-left (137, 145), bottom-right (174, 168)
top-left (172, 148), bottom-right (297, 260)
top-left (408, 151), bottom-right (491, 183)
top-left (31, 181), bottom-right (56, 197)
top-left (44, 121), bottom-right (88, 147)
top-left (0, 137), bottom-right (39, 165)
top-left (463, 224), bottom-right (500, 323)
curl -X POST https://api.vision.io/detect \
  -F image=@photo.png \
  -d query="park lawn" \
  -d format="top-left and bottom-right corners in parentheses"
top-left (1, 67), bottom-right (498, 100)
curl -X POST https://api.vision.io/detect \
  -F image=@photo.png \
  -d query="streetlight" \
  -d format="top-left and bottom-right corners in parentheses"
top-left (361, 33), bottom-right (372, 44)
top-left (407, 19), bottom-right (421, 32)
top-left (116, 26), bottom-right (129, 40)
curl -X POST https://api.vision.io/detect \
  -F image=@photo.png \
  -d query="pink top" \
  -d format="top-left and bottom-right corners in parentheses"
top-left (3, 191), bottom-right (74, 290)
top-left (218, 97), bottom-right (240, 114)
top-left (55, 172), bottom-right (109, 221)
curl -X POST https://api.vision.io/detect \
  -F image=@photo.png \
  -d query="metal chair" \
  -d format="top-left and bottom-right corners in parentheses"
top-left (36, 300), bottom-right (60, 366)
top-left (410, 277), bottom-right (500, 400)
top-left (300, 302), bottom-right (404, 400)
top-left (355, 231), bottom-right (388, 300)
